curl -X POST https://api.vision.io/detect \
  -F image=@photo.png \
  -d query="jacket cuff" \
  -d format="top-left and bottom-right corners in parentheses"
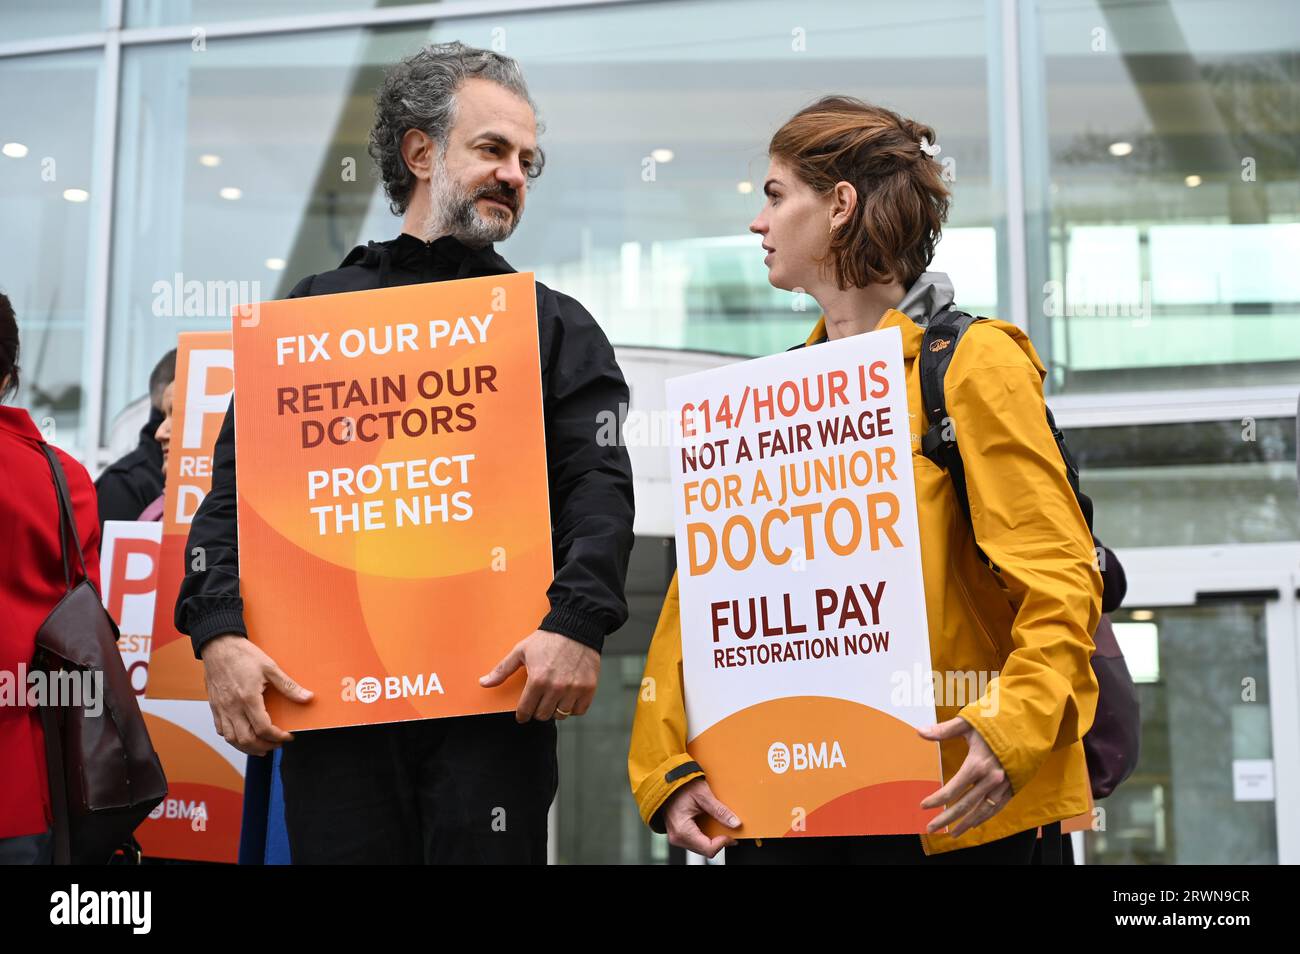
top-left (635, 754), bottom-right (706, 833)
top-left (540, 604), bottom-right (609, 653)
top-left (186, 606), bottom-right (248, 660)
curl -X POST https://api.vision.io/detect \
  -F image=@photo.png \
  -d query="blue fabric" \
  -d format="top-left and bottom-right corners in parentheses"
top-left (237, 751), bottom-right (292, 865)
top-left (264, 749), bottom-right (291, 865)
top-left (237, 754), bottom-right (270, 865)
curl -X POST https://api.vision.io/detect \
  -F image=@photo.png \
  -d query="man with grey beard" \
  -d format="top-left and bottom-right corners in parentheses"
top-left (175, 42), bottom-right (635, 864)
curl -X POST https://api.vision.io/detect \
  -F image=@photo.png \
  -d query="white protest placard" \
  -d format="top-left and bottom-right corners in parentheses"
top-left (668, 325), bottom-right (940, 838)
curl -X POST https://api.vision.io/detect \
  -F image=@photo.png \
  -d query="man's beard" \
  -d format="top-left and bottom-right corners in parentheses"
top-left (420, 160), bottom-right (521, 248)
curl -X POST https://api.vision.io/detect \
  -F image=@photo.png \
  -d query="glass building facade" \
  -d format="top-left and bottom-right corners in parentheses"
top-left (2, 0), bottom-right (1297, 863)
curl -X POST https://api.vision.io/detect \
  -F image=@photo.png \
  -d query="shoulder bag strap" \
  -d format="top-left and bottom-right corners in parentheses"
top-left (39, 444), bottom-right (88, 588)
top-left (36, 442), bottom-right (81, 865)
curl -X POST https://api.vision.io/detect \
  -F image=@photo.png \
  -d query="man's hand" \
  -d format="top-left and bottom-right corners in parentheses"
top-left (918, 716), bottom-right (1013, 837)
top-left (662, 778), bottom-right (740, 858)
top-left (479, 629), bottom-right (599, 723)
top-left (201, 634), bottom-right (313, 756)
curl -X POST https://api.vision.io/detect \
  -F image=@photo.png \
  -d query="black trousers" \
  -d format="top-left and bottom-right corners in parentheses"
top-left (278, 713), bottom-right (557, 864)
top-left (0, 829), bottom-right (52, 865)
top-left (727, 826), bottom-right (1039, 865)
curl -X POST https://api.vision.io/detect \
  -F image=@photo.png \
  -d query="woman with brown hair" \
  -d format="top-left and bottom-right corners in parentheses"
top-left (628, 97), bottom-right (1102, 864)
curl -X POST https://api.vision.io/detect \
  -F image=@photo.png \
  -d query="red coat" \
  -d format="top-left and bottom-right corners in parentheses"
top-left (0, 406), bottom-right (102, 839)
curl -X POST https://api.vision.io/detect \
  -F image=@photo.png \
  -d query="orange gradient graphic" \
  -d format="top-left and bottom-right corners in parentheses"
top-left (692, 695), bottom-right (943, 839)
top-left (233, 273), bottom-right (552, 730)
top-left (135, 712), bottom-right (243, 864)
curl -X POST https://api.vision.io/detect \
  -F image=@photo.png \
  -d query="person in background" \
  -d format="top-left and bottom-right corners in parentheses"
top-left (135, 379), bottom-right (173, 523)
top-left (0, 291), bottom-right (103, 864)
top-left (95, 348), bottom-right (175, 525)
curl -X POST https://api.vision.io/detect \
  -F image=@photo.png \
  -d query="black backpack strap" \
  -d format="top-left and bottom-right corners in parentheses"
top-left (918, 306), bottom-right (980, 470)
top-left (918, 307), bottom-right (985, 538)
top-left (1043, 404), bottom-right (1091, 524)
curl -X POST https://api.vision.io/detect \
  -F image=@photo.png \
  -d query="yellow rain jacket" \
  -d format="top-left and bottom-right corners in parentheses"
top-left (628, 301), bottom-right (1102, 855)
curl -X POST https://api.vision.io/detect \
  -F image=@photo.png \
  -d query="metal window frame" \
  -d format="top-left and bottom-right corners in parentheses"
top-left (82, 0), bottom-right (123, 470)
top-left (0, 0), bottom-right (649, 58)
top-left (1048, 384), bottom-right (1299, 431)
top-left (998, 0), bottom-right (1029, 333)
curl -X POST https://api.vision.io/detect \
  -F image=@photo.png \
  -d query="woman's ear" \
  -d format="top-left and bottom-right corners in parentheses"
top-left (829, 180), bottom-right (858, 230)
top-left (400, 129), bottom-right (436, 183)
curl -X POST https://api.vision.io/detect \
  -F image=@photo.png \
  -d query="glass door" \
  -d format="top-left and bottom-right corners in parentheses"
top-left (1082, 543), bottom-right (1300, 864)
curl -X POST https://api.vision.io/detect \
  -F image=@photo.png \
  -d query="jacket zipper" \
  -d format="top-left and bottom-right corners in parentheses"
top-left (951, 553), bottom-right (1003, 661)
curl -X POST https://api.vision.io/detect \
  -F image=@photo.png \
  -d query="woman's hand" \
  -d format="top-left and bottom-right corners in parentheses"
top-left (917, 717), bottom-right (1013, 837)
top-left (661, 777), bottom-right (742, 858)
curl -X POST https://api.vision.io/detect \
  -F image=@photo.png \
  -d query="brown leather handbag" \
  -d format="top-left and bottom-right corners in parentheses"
top-left (33, 444), bottom-right (167, 864)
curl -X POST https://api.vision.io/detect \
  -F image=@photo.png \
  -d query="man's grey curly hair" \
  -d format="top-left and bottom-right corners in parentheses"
top-left (369, 41), bottom-right (545, 215)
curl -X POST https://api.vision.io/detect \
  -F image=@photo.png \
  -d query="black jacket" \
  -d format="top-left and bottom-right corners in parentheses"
top-left (174, 232), bottom-right (636, 657)
top-left (95, 404), bottom-right (166, 526)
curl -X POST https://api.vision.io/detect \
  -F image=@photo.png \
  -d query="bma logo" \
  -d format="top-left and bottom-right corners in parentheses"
top-left (767, 742), bottom-right (791, 774)
top-left (344, 673), bottom-right (445, 704)
top-left (148, 798), bottom-right (208, 821)
top-left (356, 677), bottom-right (382, 704)
top-left (767, 740), bottom-right (847, 774)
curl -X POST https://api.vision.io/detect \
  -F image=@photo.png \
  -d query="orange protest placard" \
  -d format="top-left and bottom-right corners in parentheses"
top-left (232, 273), bottom-right (552, 731)
top-left (103, 520), bottom-right (243, 863)
top-left (147, 331), bottom-right (233, 701)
